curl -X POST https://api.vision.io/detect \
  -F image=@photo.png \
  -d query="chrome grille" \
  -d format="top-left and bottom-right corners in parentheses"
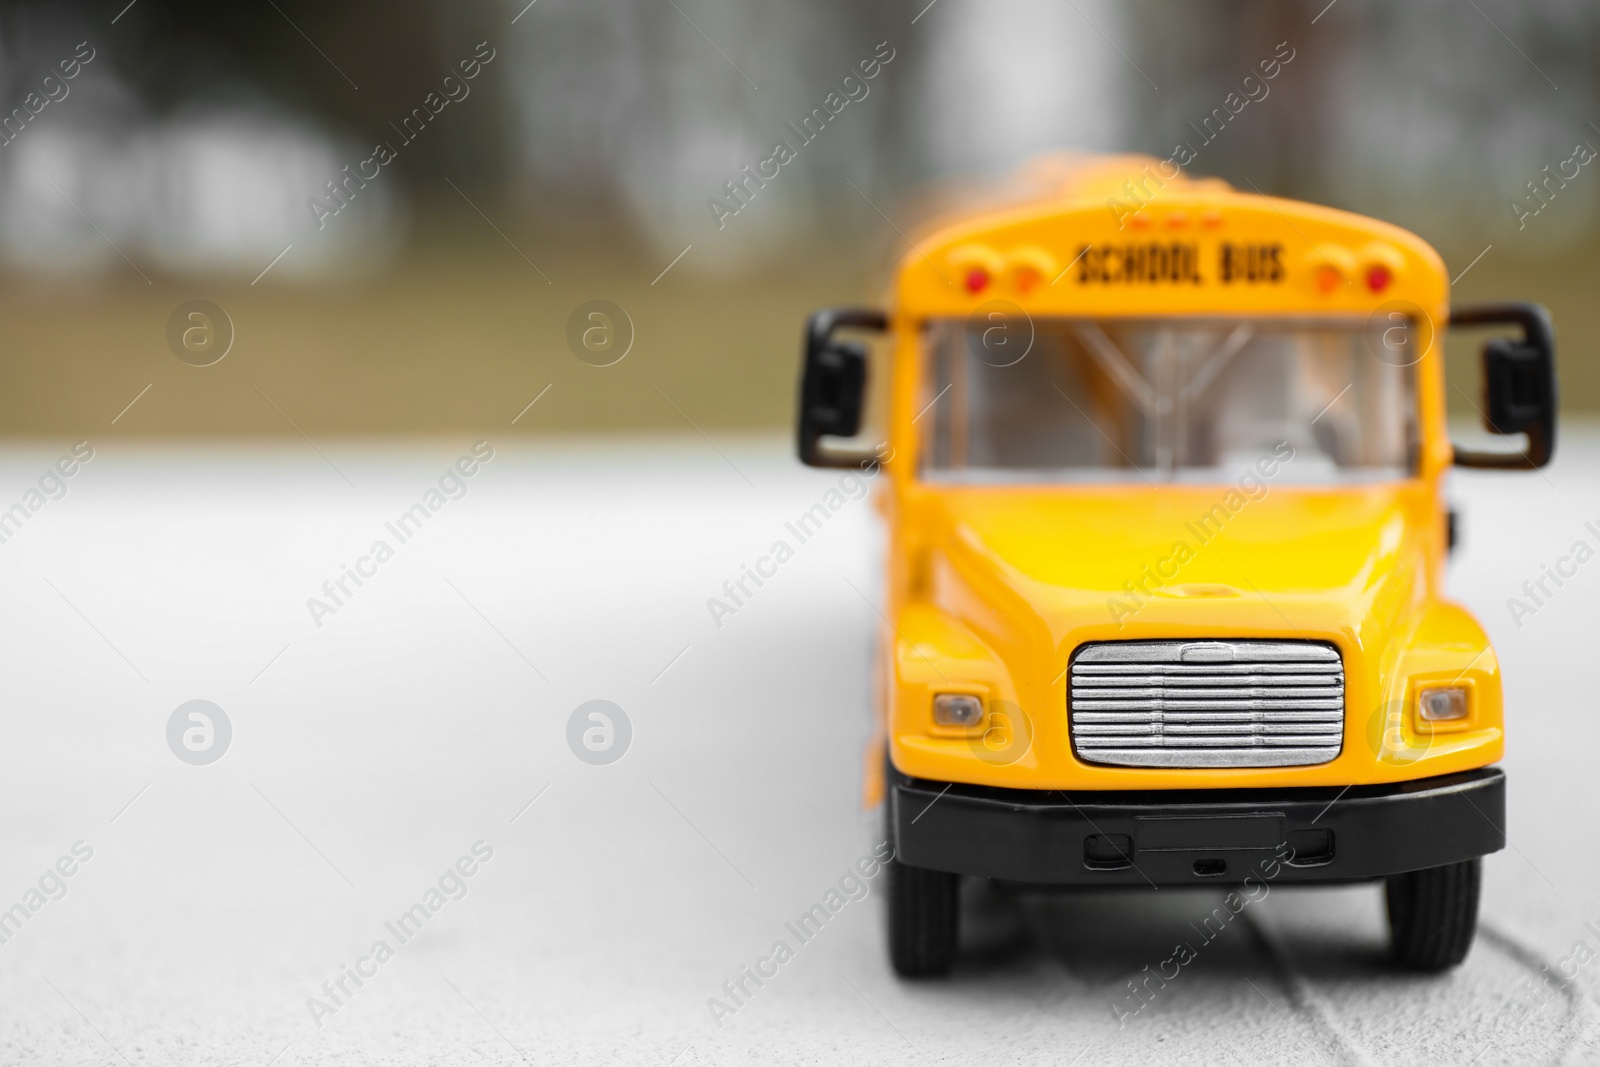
top-left (1069, 640), bottom-right (1344, 768)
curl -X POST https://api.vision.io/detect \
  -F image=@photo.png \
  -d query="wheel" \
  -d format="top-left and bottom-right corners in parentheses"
top-left (885, 825), bottom-right (960, 977)
top-left (1386, 858), bottom-right (1481, 971)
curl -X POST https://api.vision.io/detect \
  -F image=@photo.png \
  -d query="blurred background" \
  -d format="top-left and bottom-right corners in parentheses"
top-left (0, 0), bottom-right (1594, 435)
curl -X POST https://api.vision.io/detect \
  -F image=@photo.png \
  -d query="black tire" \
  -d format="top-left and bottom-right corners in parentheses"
top-left (886, 854), bottom-right (960, 977)
top-left (1386, 858), bottom-right (1481, 971)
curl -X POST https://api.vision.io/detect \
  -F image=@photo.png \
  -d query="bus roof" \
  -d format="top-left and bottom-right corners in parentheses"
top-left (892, 154), bottom-right (1447, 322)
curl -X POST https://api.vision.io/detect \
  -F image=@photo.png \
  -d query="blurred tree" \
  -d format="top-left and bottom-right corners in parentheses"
top-left (0, 0), bottom-right (511, 187)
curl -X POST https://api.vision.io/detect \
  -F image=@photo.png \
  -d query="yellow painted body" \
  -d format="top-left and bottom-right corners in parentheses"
top-left (866, 156), bottom-right (1501, 803)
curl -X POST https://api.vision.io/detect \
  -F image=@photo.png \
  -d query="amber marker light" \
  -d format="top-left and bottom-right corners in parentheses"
top-left (1004, 247), bottom-right (1054, 294)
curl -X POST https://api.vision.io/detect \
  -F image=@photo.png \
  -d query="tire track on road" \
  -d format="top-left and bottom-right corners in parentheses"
top-left (1472, 920), bottom-right (1586, 1066)
top-left (1240, 908), bottom-right (1374, 1067)
top-left (1240, 906), bottom-right (1593, 1065)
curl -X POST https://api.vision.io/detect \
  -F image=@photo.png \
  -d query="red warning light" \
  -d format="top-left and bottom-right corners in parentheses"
top-left (964, 268), bottom-right (990, 293)
top-left (1366, 265), bottom-right (1393, 293)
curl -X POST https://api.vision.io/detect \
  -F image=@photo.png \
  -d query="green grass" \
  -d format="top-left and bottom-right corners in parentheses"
top-left (0, 224), bottom-right (1588, 439)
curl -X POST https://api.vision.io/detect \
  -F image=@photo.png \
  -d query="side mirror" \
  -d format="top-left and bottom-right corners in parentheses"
top-left (1449, 302), bottom-right (1557, 470)
top-left (797, 307), bottom-right (887, 468)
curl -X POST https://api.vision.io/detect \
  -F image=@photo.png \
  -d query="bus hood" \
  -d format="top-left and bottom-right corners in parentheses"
top-left (923, 482), bottom-right (1433, 650)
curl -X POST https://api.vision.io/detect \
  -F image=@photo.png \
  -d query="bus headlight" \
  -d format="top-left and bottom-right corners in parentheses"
top-left (933, 693), bottom-right (985, 728)
top-left (1418, 686), bottom-right (1469, 723)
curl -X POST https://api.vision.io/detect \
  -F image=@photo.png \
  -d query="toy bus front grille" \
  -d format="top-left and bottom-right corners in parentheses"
top-left (1068, 640), bottom-right (1344, 768)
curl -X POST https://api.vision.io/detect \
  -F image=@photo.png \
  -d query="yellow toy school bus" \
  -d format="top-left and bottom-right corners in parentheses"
top-left (796, 156), bottom-right (1557, 976)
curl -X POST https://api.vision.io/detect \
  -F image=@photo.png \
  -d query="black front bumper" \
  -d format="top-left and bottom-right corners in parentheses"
top-left (889, 765), bottom-right (1505, 886)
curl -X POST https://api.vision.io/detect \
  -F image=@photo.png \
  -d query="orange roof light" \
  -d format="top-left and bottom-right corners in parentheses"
top-left (1305, 245), bottom-right (1357, 296)
top-left (1003, 247), bottom-right (1056, 294)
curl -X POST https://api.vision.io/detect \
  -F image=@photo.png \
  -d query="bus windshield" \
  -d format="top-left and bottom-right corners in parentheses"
top-left (919, 316), bottom-right (1419, 484)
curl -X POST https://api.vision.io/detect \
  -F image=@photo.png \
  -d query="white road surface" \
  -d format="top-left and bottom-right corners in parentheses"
top-left (0, 431), bottom-right (1597, 1066)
